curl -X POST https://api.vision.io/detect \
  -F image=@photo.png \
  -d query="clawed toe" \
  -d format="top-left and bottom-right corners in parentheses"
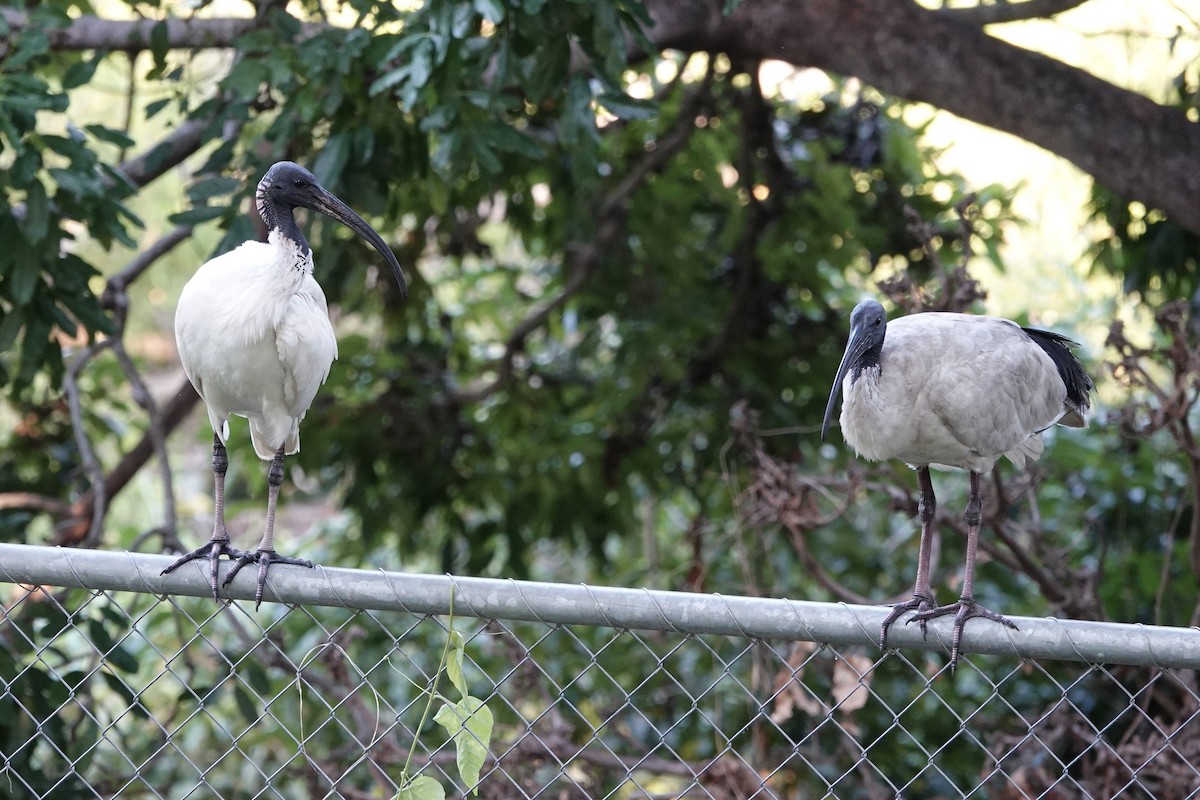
top-left (908, 599), bottom-right (1019, 670)
top-left (160, 537), bottom-right (249, 601)
top-left (879, 593), bottom-right (937, 650)
top-left (222, 549), bottom-right (315, 609)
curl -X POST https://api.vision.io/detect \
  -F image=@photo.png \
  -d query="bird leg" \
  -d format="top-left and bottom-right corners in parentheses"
top-left (909, 471), bottom-right (1019, 670)
top-left (880, 466), bottom-right (939, 650)
top-left (161, 434), bottom-right (249, 601)
top-left (222, 446), bottom-right (314, 608)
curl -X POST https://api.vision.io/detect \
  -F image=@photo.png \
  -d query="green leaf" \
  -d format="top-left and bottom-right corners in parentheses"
top-left (6, 30), bottom-right (49, 70)
top-left (241, 661), bottom-right (273, 696)
top-left (523, 38), bottom-right (568, 104)
top-left (9, 255), bottom-right (40, 305)
top-left (433, 697), bottom-right (493, 794)
top-left (20, 180), bottom-right (49, 242)
top-left (313, 132), bottom-right (351, 187)
top-left (144, 98), bottom-right (171, 120)
top-left (397, 775), bottom-right (445, 800)
top-left (62, 58), bottom-right (99, 90)
top-left (479, 123), bottom-right (543, 159)
top-left (221, 59), bottom-right (269, 100)
top-left (38, 294), bottom-right (77, 339)
top-left (446, 629), bottom-right (467, 699)
top-left (59, 292), bottom-right (113, 337)
top-left (0, 307), bottom-right (24, 352)
top-left (232, 684), bottom-right (260, 725)
top-left (168, 205), bottom-right (227, 225)
top-left (85, 124), bottom-right (137, 149)
top-left (597, 92), bottom-right (656, 120)
top-left (186, 175), bottom-right (240, 202)
top-left (149, 20), bottom-right (170, 74)
top-left (469, 136), bottom-right (502, 174)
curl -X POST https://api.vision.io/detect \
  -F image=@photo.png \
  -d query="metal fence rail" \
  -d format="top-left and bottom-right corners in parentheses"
top-left (2, 543), bottom-right (1199, 798)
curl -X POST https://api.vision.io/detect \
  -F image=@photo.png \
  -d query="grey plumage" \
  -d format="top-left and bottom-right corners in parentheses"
top-left (823, 299), bottom-right (1093, 669)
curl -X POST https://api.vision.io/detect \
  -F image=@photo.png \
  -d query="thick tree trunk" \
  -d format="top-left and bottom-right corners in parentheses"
top-left (645, 0), bottom-right (1200, 233)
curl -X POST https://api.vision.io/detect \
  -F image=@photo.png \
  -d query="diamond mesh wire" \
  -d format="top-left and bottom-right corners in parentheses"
top-left (1, 547), bottom-right (1198, 800)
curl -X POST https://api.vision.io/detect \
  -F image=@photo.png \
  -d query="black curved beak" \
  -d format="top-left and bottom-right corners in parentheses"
top-left (307, 190), bottom-right (409, 299)
top-left (820, 323), bottom-right (871, 441)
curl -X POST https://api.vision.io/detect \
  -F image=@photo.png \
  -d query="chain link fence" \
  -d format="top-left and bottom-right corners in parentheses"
top-left (1, 543), bottom-right (1198, 799)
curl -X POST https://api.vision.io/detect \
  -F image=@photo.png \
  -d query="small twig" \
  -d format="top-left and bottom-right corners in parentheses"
top-left (105, 225), bottom-right (193, 294)
top-left (881, 196), bottom-right (985, 314)
top-left (783, 518), bottom-right (879, 605)
top-left (64, 338), bottom-right (113, 549)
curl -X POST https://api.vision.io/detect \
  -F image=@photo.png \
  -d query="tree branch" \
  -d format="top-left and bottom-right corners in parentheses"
top-left (55, 378), bottom-right (199, 547)
top-left (641, 0), bottom-right (1200, 235)
top-left (0, 493), bottom-right (71, 516)
top-left (115, 117), bottom-right (219, 190)
top-left (0, 10), bottom-right (324, 53)
top-left (937, 0), bottom-right (1092, 26)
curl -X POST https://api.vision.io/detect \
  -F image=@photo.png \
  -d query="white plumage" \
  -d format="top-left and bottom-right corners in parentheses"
top-left (175, 231), bottom-right (338, 459)
top-left (164, 162), bottom-right (407, 607)
top-left (822, 299), bottom-right (1092, 669)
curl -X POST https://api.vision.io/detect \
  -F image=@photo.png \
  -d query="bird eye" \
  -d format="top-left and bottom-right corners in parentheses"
top-left (293, 179), bottom-right (307, 188)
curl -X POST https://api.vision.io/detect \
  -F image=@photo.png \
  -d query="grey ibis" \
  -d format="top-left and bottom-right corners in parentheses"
top-left (821, 299), bottom-right (1092, 668)
top-left (164, 161), bottom-right (407, 607)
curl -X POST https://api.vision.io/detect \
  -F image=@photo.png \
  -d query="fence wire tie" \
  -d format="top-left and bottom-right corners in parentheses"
top-left (580, 582), bottom-right (623, 631)
top-left (379, 567), bottom-right (417, 616)
top-left (1048, 615), bottom-right (1096, 666)
top-left (62, 549), bottom-right (102, 605)
top-left (712, 592), bottom-right (754, 640)
top-left (315, 564), bottom-right (355, 610)
top-left (510, 577), bottom-right (551, 627)
top-left (780, 597), bottom-right (820, 644)
top-left (124, 548), bottom-right (163, 598)
top-left (449, 574), bottom-right (484, 623)
top-left (837, 600), bottom-right (890, 652)
top-left (992, 614), bottom-right (1024, 663)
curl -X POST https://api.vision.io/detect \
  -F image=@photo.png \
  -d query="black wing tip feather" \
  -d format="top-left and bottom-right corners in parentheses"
top-left (1022, 327), bottom-right (1095, 407)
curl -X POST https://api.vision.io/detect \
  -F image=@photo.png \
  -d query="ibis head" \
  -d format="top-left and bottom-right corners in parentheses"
top-left (256, 161), bottom-right (408, 298)
top-left (821, 299), bottom-right (886, 441)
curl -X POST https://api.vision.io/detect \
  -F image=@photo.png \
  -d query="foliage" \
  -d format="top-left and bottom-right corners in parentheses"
top-left (0, 5), bottom-right (134, 395)
top-left (1088, 68), bottom-right (1200, 304)
top-left (399, 622), bottom-right (495, 797)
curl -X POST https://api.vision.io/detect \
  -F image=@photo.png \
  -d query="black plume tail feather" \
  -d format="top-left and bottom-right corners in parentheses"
top-left (1022, 327), bottom-right (1095, 409)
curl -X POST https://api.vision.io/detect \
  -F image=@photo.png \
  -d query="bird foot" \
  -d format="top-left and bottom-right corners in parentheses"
top-left (879, 592), bottom-right (938, 650)
top-left (222, 549), bottom-right (315, 609)
top-left (161, 535), bottom-right (251, 602)
top-left (908, 599), bottom-right (1019, 671)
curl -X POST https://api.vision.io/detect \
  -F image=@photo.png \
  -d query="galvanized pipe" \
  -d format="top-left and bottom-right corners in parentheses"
top-left (0, 543), bottom-right (1196, 668)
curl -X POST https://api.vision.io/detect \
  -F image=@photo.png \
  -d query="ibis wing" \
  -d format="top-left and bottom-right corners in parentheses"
top-left (926, 323), bottom-right (1071, 464)
top-left (275, 276), bottom-right (338, 423)
top-left (882, 315), bottom-right (1070, 467)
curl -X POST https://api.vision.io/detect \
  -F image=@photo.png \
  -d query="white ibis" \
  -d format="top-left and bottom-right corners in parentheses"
top-left (164, 161), bottom-right (407, 607)
top-left (822, 299), bottom-right (1092, 668)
